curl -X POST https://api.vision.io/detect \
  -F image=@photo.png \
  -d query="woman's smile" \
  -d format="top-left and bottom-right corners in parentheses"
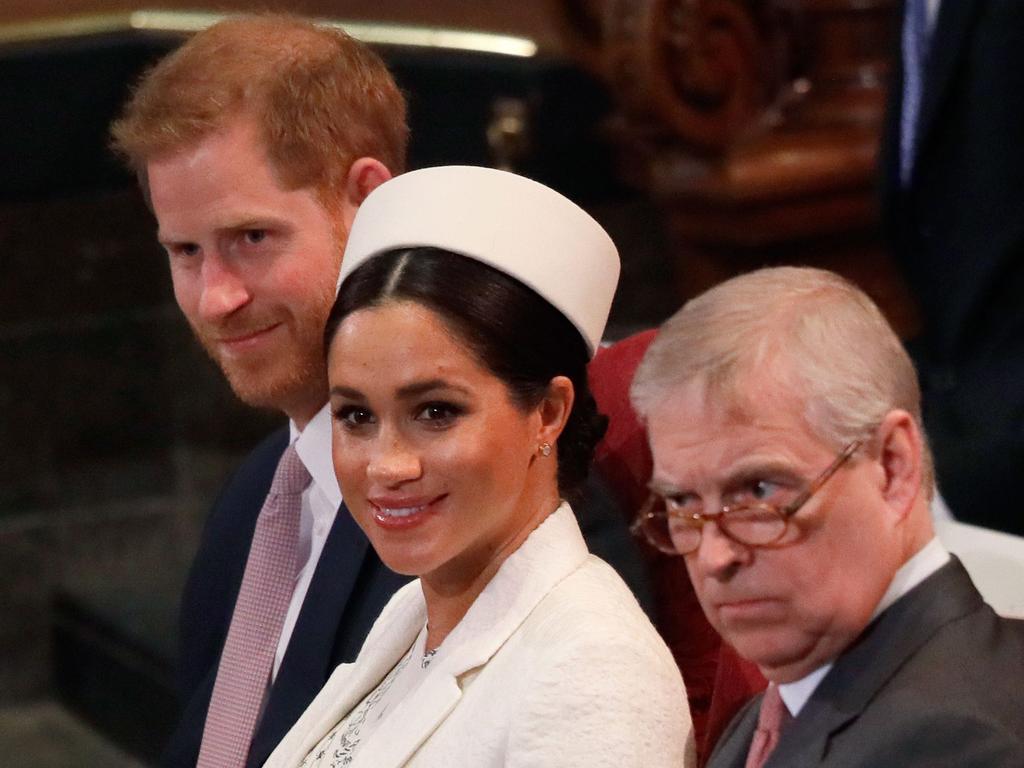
top-left (369, 494), bottom-right (448, 529)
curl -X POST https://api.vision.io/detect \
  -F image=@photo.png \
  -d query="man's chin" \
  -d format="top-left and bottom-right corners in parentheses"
top-left (192, 322), bottom-right (327, 416)
top-left (226, 381), bottom-right (289, 411)
top-left (221, 365), bottom-right (292, 411)
top-left (729, 630), bottom-right (825, 682)
top-left (220, 356), bottom-right (326, 417)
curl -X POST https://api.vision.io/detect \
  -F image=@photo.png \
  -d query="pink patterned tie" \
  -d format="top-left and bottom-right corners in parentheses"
top-left (197, 443), bottom-right (310, 768)
top-left (744, 684), bottom-right (791, 768)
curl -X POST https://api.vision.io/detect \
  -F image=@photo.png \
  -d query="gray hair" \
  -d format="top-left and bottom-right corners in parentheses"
top-left (630, 266), bottom-right (933, 491)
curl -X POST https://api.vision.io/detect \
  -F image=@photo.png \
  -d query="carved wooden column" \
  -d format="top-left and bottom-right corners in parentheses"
top-left (595, 0), bottom-right (917, 334)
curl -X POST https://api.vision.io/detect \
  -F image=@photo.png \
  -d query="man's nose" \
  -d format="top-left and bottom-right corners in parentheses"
top-left (367, 431), bottom-right (422, 487)
top-left (694, 518), bottom-right (752, 579)
top-left (197, 254), bottom-right (251, 320)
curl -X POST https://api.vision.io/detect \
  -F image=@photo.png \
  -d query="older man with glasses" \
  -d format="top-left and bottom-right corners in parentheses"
top-left (629, 266), bottom-right (1024, 768)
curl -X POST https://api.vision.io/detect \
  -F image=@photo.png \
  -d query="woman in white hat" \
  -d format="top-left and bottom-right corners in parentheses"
top-left (264, 166), bottom-right (693, 768)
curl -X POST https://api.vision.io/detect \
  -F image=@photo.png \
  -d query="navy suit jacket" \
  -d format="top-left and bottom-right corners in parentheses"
top-left (707, 559), bottom-right (1024, 768)
top-left (880, 0), bottom-right (1024, 532)
top-left (160, 426), bottom-right (650, 768)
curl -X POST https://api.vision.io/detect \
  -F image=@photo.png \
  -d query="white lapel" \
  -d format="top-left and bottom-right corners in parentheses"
top-left (438, 502), bottom-right (588, 673)
top-left (350, 667), bottom-right (463, 767)
top-left (353, 503), bottom-right (588, 768)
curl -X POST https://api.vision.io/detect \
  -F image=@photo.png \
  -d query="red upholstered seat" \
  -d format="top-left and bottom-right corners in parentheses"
top-left (588, 330), bottom-right (765, 765)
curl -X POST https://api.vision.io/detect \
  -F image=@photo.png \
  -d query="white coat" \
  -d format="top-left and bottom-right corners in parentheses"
top-left (264, 504), bottom-right (695, 768)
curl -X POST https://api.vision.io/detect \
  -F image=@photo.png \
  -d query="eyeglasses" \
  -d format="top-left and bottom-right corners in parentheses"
top-left (631, 441), bottom-right (861, 556)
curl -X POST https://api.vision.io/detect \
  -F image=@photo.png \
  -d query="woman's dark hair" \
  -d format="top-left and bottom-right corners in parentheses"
top-left (324, 247), bottom-right (607, 499)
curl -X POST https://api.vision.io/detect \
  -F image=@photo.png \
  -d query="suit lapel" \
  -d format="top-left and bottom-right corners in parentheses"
top-left (767, 559), bottom-right (984, 765)
top-left (249, 502), bottom-right (373, 766)
top-left (439, 503), bottom-right (589, 674)
top-left (913, 0), bottom-right (982, 168)
top-left (706, 695), bottom-right (760, 768)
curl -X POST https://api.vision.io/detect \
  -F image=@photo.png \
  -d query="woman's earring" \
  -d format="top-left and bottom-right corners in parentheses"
top-left (539, 442), bottom-right (552, 457)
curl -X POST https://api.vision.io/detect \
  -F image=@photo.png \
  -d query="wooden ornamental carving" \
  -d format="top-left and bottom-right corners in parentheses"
top-left (603, 0), bottom-right (777, 154)
top-left (593, 0), bottom-right (918, 336)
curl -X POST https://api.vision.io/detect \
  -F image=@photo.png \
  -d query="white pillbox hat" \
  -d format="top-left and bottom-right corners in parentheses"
top-left (338, 165), bottom-right (620, 356)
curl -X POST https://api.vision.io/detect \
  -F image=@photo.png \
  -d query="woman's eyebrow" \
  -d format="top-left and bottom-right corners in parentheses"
top-left (395, 379), bottom-right (470, 399)
top-left (328, 384), bottom-right (365, 400)
top-left (330, 379), bottom-right (474, 401)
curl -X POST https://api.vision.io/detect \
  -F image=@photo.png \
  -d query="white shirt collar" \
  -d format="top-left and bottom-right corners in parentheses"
top-left (778, 665), bottom-right (831, 717)
top-left (289, 404), bottom-right (342, 508)
top-left (871, 536), bottom-right (950, 620)
top-left (778, 536), bottom-right (950, 716)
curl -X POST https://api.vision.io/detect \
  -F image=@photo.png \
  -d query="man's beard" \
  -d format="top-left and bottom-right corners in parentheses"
top-left (191, 289), bottom-right (334, 415)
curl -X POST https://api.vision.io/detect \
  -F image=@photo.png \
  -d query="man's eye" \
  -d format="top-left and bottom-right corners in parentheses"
top-left (244, 229), bottom-right (267, 245)
top-left (414, 402), bottom-right (461, 425)
top-left (664, 493), bottom-right (699, 514)
top-left (731, 480), bottom-right (785, 506)
top-left (334, 405), bottom-right (375, 428)
top-left (167, 243), bottom-right (200, 258)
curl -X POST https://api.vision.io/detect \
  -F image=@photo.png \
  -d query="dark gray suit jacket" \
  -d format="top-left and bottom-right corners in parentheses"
top-left (708, 559), bottom-right (1024, 767)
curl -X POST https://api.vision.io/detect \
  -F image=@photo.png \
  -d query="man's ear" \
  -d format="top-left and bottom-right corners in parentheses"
top-left (536, 376), bottom-right (575, 450)
top-left (875, 409), bottom-right (923, 521)
top-left (339, 158), bottom-right (392, 229)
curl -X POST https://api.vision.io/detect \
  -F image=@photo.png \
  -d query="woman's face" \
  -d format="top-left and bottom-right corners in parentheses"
top-left (327, 300), bottom-right (557, 588)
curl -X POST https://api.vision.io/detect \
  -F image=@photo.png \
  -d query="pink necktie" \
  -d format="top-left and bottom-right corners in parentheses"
top-left (197, 443), bottom-right (310, 768)
top-left (744, 684), bottom-right (791, 768)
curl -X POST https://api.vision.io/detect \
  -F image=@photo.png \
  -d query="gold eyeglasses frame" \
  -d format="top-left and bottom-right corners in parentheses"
top-left (631, 441), bottom-right (862, 556)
